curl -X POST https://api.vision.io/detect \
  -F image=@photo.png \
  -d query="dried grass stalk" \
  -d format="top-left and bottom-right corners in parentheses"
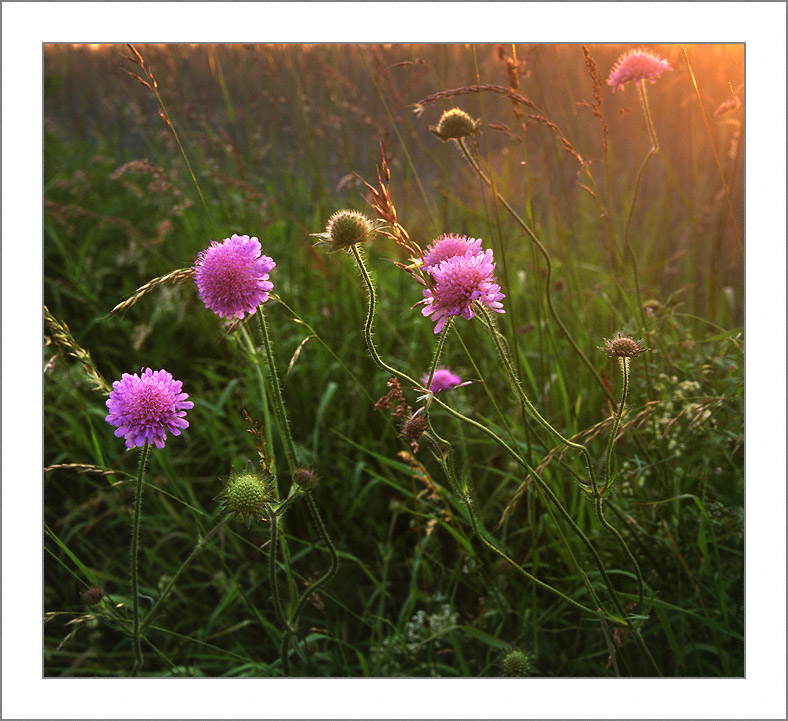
top-left (110, 267), bottom-right (194, 315)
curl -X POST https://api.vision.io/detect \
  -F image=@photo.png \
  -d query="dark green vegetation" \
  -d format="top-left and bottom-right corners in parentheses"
top-left (44, 44), bottom-right (743, 677)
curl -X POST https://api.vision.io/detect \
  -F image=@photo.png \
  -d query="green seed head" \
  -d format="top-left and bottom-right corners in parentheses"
top-left (311, 210), bottom-right (385, 253)
top-left (430, 108), bottom-right (478, 141)
top-left (220, 471), bottom-right (274, 527)
top-left (501, 649), bottom-right (533, 677)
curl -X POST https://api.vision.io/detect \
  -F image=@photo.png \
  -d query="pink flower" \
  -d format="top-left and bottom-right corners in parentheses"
top-left (607, 48), bottom-right (672, 92)
top-left (194, 234), bottom-right (275, 320)
top-left (105, 368), bottom-right (193, 449)
top-left (420, 249), bottom-right (505, 333)
top-left (421, 368), bottom-right (463, 392)
top-left (422, 234), bottom-right (483, 270)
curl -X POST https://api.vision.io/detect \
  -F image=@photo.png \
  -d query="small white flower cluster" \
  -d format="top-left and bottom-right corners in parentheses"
top-left (370, 603), bottom-right (459, 676)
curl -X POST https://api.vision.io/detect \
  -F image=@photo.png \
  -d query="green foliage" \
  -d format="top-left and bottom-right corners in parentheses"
top-left (44, 43), bottom-right (743, 677)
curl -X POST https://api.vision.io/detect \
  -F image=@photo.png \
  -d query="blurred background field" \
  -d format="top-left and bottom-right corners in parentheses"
top-left (44, 43), bottom-right (744, 677)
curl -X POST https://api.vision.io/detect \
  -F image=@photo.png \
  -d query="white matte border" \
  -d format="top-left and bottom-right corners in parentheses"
top-left (4, 2), bottom-right (785, 719)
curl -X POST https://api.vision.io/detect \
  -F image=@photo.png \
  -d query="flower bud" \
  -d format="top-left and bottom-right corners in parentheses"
top-left (293, 467), bottom-right (319, 489)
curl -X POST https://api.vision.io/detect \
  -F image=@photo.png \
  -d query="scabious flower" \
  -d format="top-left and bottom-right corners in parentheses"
top-left (105, 368), bottom-right (193, 449)
top-left (421, 367), bottom-right (463, 392)
top-left (194, 234), bottom-right (275, 320)
top-left (420, 249), bottom-right (505, 333)
top-left (422, 234), bottom-right (483, 270)
top-left (607, 48), bottom-right (673, 92)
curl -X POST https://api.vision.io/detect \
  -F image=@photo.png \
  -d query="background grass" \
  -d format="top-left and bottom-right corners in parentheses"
top-left (44, 43), bottom-right (743, 677)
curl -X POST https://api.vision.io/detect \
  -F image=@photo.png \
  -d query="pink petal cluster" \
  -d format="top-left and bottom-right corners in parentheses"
top-left (105, 368), bottom-right (193, 449)
top-left (607, 48), bottom-right (673, 92)
top-left (422, 234), bottom-right (483, 270)
top-left (421, 367), bottom-right (463, 392)
top-left (194, 234), bottom-right (275, 320)
top-left (420, 243), bottom-right (505, 334)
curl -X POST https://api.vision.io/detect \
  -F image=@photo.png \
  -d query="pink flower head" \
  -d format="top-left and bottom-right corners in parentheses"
top-left (422, 234), bottom-right (483, 270)
top-left (194, 234), bottom-right (275, 319)
top-left (607, 48), bottom-right (673, 92)
top-left (421, 367), bottom-right (463, 392)
top-left (420, 248), bottom-right (505, 333)
top-left (105, 368), bottom-right (194, 449)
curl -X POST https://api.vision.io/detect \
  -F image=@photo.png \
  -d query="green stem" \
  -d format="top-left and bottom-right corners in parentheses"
top-left (457, 137), bottom-right (614, 403)
top-left (476, 302), bottom-right (598, 492)
top-left (279, 494), bottom-right (338, 674)
top-left (256, 308), bottom-right (298, 481)
top-left (603, 358), bottom-right (630, 492)
top-left (130, 442), bottom-right (151, 676)
top-left (269, 506), bottom-right (294, 675)
top-left (142, 516), bottom-right (228, 630)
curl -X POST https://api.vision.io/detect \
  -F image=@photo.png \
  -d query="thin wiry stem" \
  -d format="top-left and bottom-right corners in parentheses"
top-left (456, 137), bottom-right (614, 403)
top-left (130, 442), bottom-right (151, 676)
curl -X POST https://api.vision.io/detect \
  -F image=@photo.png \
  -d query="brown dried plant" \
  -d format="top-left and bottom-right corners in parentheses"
top-left (356, 144), bottom-right (424, 264)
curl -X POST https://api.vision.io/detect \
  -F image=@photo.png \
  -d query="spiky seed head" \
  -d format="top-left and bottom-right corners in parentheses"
top-left (430, 108), bottom-right (479, 141)
top-left (293, 467), bottom-right (319, 489)
top-left (400, 411), bottom-right (428, 442)
top-left (600, 333), bottom-right (648, 359)
top-left (501, 649), bottom-right (533, 677)
top-left (219, 470), bottom-right (274, 527)
top-left (311, 210), bottom-right (385, 253)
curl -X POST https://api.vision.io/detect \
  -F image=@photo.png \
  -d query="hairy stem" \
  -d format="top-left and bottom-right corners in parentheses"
top-left (130, 442), bottom-right (151, 676)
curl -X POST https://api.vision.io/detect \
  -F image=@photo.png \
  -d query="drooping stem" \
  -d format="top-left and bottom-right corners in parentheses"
top-left (130, 442), bottom-right (151, 676)
top-left (142, 516), bottom-right (228, 630)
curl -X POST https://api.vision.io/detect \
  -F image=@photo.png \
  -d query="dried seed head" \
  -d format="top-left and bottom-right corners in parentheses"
top-left (293, 467), bottom-right (319, 490)
top-left (400, 410), bottom-right (428, 442)
top-left (501, 649), bottom-right (533, 677)
top-left (311, 210), bottom-right (385, 253)
top-left (430, 108), bottom-right (479, 141)
top-left (600, 333), bottom-right (648, 359)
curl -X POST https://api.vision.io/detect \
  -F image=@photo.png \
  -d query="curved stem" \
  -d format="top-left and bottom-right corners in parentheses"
top-left (130, 442), bottom-right (151, 676)
top-left (457, 137), bottom-right (614, 403)
top-left (142, 516), bottom-right (228, 630)
top-left (279, 494), bottom-right (338, 674)
top-left (476, 302), bottom-right (597, 492)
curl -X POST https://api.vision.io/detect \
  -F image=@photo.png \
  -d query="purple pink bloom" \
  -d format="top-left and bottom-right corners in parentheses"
top-left (422, 234), bottom-right (483, 270)
top-left (105, 368), bottom-right (193, 449)
top-left (607, 49), bottom-right (672, 92)
top-left (194, 234), bottom-right (275, 319)
top-left (421, 368), bottom-right (463, 393)
top-left (420, 248), bottom-right (505, 333)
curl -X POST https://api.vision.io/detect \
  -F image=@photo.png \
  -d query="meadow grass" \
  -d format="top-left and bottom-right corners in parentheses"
top-left (44, 43), bottom-right (743, 677)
